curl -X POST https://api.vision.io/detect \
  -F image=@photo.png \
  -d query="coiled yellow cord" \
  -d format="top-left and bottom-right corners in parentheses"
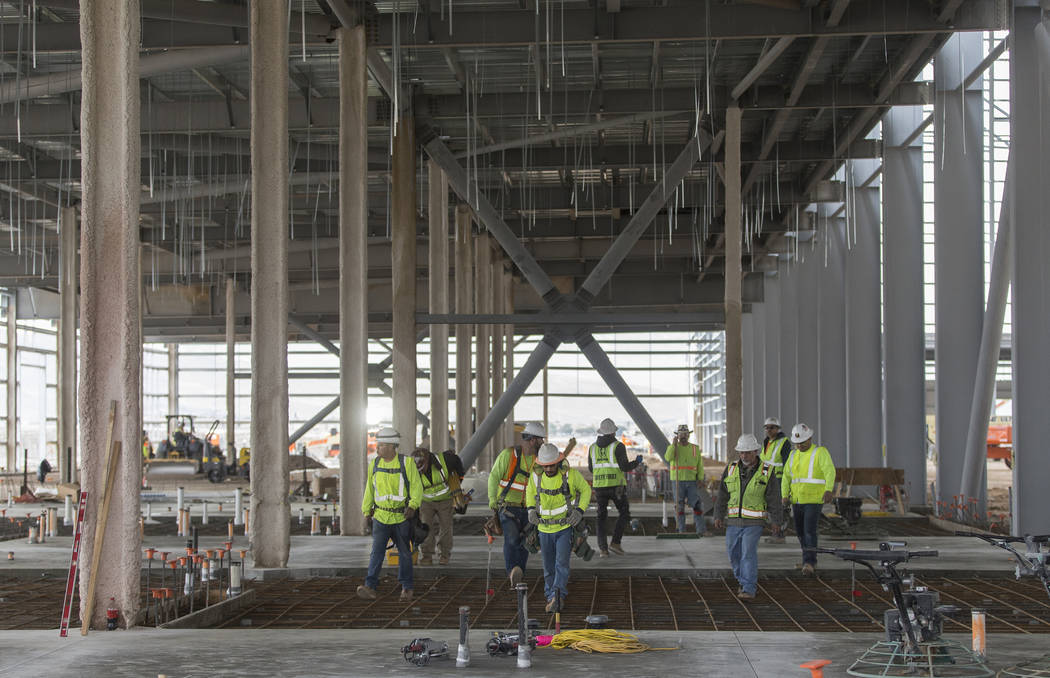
top-left (547, 629), bottom-right (675, 654)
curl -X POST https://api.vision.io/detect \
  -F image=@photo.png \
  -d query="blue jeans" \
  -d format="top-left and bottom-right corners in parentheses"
top-left (365, 518), bottom-right (413, 591)
top-left (725, 524), bottom-right (763, 594)
top-left (793, 503), bottom-right (822, 565)
top-left (499, 506), bottom-right (530, 574)
top-left (672, 480), bottom-right (706, 534)
top-left (539, 527), bottom-right (573, 601)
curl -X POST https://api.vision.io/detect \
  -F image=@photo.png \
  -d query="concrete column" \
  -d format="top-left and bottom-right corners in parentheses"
top-left (503, 269), bottom-right (515, 445)
top-left (750, 304), bottom-right (766, 436)
top-left (778, 259), bottom-right (798, 426)
top-left (225, 277), bottom-right (235, 456)
top-left (167, 344), bottom-right (177, 414)
top-left (5, 292), bottom-right (14, 472)
top-left (882, 105), bottom-right (927, 505)
top-left (453, 205), bottom-right (473, 454)
top-left (249, 0), bottom-right (290, 567)
top-left (724, 103), bottom-right (743, 449)
top-left (392, 114), bottom-right (417, 450)
top-left (817, 214), bottom-right (847, 467)
top-left (741, 312), bottom-right (754, 435)
top-left (933, 33), bottom-right (984, 507)
top-left (490, 257), bottom-right (505, 452)
top-left (762, 273), bottom-right (781, 423)
top-left (428, 159), bottom-right (449, 451)
top-left (847, 184), bottom-right (884, 467)
top-left (77, 0), bottom-right (141, 628)
top-left (58, 206), bottom-right (77, 483)
top-left (1010, 8), bottom-right (1050, 536)
top-left (474, 235), bottom-right (491, 469)
top-left (339, 25), bottom-right (369, 536)
top-left (795, 249), bottom-right (820, 427)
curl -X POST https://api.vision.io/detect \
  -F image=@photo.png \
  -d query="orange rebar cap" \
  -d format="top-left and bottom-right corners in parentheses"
top-left (800, 660), bottom-right (831, 678)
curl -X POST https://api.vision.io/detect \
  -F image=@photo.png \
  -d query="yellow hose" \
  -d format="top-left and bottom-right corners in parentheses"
top-left (546, 629), bottom-right (676, 654)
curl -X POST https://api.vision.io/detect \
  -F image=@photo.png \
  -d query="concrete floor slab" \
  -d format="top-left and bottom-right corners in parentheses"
top-left (0, 629), bottom-right (1043, 677)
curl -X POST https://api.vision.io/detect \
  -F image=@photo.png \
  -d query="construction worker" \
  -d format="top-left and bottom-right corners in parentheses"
top-left (587, 418), bottom-right (643, 557)
top-left (358, 427), bottom-right (423, 602)
top-left (412, 446), bottom-right (466, 566)
top-left (142, 430), bottom-right (154, 460)
top-left (526, 442), bottom-right (592, 613)
top-left (714, 434), bottom-right (783, 600)
top-left (760, 417), bottom-right (790, 543)
top-left (487, 421), bottom-right (546, 587)
top-left (664, 424), bottom-right (707, 536)
top-left (781, 423), bottom-right (836, 575)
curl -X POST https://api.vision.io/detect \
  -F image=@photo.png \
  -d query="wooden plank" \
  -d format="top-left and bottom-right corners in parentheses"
top-left (833, 467), bottom-right (905, 486)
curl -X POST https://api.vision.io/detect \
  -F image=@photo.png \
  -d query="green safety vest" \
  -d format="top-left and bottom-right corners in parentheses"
top-left (760, 437), bottom-right (789, 476)
top-left (367, 455), bottom-right (410, 524)
top-left (527, 468), bottom-right (591, 534)
top-left (589, 442), bottom-right (625, 488)
top-left (664, 443), bottom-right (702, 481)
top-left (725, 461), bottom-right (773, 520)
top-left (783, 445), bottom-right (835, 505)
top-left (421, 454), bottom-right (452, 502)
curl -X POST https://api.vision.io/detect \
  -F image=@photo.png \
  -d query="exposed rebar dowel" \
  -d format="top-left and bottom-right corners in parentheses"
top-left (515, 583), bottom-right (531, 669)
top-left (456, 605), bottom-right (471, 667)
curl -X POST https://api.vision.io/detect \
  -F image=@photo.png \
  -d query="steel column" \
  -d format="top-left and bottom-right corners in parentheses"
top-left (725, 105), bottom-right (743, 449)
top-left (453, 205), bottom-right (473, 453)
top-left (761, 273), bottom-right (781, 424)
top-left (933, 33), bottom-right (984, 508)
top-left (392, 114), bottom-right (418, 450)
top-left (58, 206), bottom-right (77, 483)
top-left (428, 159), bottom-right (450, 451)
top-left (882, 105), bottom-right (927, 504)
top-left (225, 277), bottom-right (236, 457)
top-left (5, 291), bottom-right (14, 472)
top-left (491, 256), bottom-right (505, 451)
top-left (741, 312), bottom-right (755, 436)
top-left (777, 259), bottom-right (798, 427)
top-left (794, 248), bottom-right (819, 428)
top-left (817, 213), bottom-right (847, 467)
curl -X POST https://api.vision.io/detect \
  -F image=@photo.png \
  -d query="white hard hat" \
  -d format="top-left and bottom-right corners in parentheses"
top-left (790, 423), bottom-right (813, 443)
top-left (522, 422), bottom-right (546, 439)
top-left (597, 418), bottom-right (618, 435)
top-left (735, 434), bottom-right (761, 452)
top-left (375, 427), bottom-right (401, 446)
top-left (536, 443), bottom-right (565, 466)
top-left (764, 417), bottom-right (780, 427)
top-left (674, 424), bottom-right (691, 434)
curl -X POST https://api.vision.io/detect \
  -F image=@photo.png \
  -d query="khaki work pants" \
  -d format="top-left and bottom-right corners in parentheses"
top-left (419, 498), bottom-right (454, 559)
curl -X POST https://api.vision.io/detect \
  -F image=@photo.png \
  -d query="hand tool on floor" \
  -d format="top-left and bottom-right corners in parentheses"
top-left (401, 638), bottom-right (449, 666)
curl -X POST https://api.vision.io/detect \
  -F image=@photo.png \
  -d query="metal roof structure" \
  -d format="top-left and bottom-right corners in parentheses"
top-left (0, 0), bottom-right (1003, 339)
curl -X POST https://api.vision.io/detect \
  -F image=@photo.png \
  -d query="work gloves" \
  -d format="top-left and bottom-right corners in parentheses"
top-left (566, 508), bottom-right (583, 527)
top-left (528, 508), bottom-right (540, 525)
top-left (634, 455), bottom-right (643, 465)
top-left (404, 507), bottom-right (416, 520)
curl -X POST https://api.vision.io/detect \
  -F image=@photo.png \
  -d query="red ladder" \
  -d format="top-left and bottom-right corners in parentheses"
top-left (59, 491), bottom-right (88, 637)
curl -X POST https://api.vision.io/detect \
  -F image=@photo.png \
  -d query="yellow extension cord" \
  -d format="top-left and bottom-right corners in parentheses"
top-left (546, 629), bottom-right (676, 654)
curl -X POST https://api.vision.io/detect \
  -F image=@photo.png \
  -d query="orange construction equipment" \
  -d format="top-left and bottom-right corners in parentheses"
top-left (986, 422), bottom-right (1012, 467)
top-left (800, 659), bottom-right (831, 678)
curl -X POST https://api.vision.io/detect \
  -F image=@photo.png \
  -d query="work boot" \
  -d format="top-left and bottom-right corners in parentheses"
top-left (598, 549), bottom-right (610, 558)
top-left (439, 555), bottom-right (450, 566)
top-left (608, 543), bottom-right (625, 556)
top-left (356, 585), bottom-right (377, 600)
top-left (509, 566), bottom-right (524, 587)
top-left (738, 591), bottom-right (755, 600)
top-left (419, 555), bottom-right (433, 566)
top-left (400, 589), bottom-right (414, 602)
top-left (765, 535), bottom-right (786, 544)
top-left (801, 563), bottom-right (815, 576)
top-left (545, 597), bottom-right (557, 613)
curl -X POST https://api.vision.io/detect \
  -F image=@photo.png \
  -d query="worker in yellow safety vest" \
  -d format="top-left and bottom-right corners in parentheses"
top-left (487, 421), bottom-right (546, 587)
top-left (526, 442), bottom-right (592, 613)
top-left (664, 424), bottom-right (707, 535)
top-left (714, 434), bottom-right (783, 600)
top-left (412, 446), bottom-right (466, 566)
top-left (358, 427), bottom-right (423, 602)
top-left (781, 423), bottom-right (836, 575)
top-left (760, 417), bottom-right (791, 543)
top-left (588, 418), bottom-right (643, 557)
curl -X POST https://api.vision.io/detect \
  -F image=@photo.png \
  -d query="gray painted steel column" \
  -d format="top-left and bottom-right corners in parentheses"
top-left (847, 184), bottom-right (884, 467)
top-left (428, 159), bottom-right (450, 451)
top-left (934, 33), bottom-right (984, 508)
top-left (778, 259), bottom-right (798, 426)
top-left (474, 235), bottom-right (491, 468)
top-left (762, 273), bottom-right (781, 423)
top-left (503, 270), bottom-right (515, 445)
top-left (459, 336), bottom-right (560, 470)
top-left (795, 249), bottom-right (819, 427)
top-left (392, 115), bottom-right (417, 450)
top-left (5, 292), bottom-right (14, 472)
top-left (578, 334), bottom-right (670, 454)
top-left (249, 0), bottom-right (290, 568)
top-left (77, 0), bottom-right (142, 627)
top-left (225, 277), bottom-right (235, 456)
top-left (751, 304), bottom-right (766, 435)
top-left (1011, 9), bottom-right (1050, 535)
top-left (58, 206), bottom-right (77, 483)
top-left (817, 214), bottom-right (847, 467)
top-left (491, 256), bottom-right (505, 450)
top-left (453, 205), bottom-right (473, 453)
top-left (882, 105), bottom-right (927, 505)
top-left (339, 24), bottom-right (369, 536)
top-left (167, 344), bottom-right (177, 413)
top-left (725, 104), bottom-right (743, 449)
top-left (741, 312), bottom-right (754, 435)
